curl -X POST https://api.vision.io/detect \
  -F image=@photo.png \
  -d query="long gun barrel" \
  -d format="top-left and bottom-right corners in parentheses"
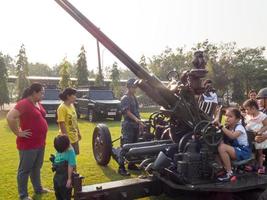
top-left (55, 0), bottom-right (177, 108)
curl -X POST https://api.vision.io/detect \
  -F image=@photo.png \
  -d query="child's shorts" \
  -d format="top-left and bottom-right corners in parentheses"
top-left (234, 145), bottom-right (251, 161)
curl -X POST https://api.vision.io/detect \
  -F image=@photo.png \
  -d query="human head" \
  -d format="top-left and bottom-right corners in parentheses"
top-left (248, 89), bottom-right (257, 100)
top-left (54, 135), bottom-right (70, 153)
top-left (225, 107), bottom-right (243, 127)
top-left (243, 99), bottom-right (259, 115)
top-left (203, 79), bottom-right (212, 89)
top-left (256, 88), bottom-right (267, 109)
top-left (126, 78), bottom-right (138, 94)
top-left (59, 88), bottom-right (77, 103)
top-left (22, 83), bottom-right (44, 102)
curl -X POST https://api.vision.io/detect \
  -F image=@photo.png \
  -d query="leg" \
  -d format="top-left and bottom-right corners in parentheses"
top-left (18, 149), bottom-right (38, 199)
top-left (30, 148), bottom-right (45, 193)
top-left (218, 143), bottom-right (236, 172)
top-left (71, 142), bottom-right (80, 155)
top-left (258, 149), bottom-right (264, 168)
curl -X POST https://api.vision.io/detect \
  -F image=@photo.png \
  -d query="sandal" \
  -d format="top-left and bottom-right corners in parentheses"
top-left (244, 165), bottom-right (254, 172)
top-left (258, 167), bottom-right (265, 174)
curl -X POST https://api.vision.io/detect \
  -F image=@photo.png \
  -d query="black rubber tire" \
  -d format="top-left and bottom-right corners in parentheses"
top-left (92, 124), bottom-right (112, 166)
top-left (88, 109), bottom-right (97, 122)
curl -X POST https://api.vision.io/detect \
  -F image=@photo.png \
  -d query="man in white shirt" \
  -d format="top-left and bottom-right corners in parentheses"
top-left (199, 79), bottom-right (218, 118)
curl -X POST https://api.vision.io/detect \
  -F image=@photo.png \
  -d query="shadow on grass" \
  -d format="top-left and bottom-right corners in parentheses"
top-left (32, 194), bottom-right (43, 200)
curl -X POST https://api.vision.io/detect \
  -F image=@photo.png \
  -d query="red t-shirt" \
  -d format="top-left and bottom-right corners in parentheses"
top-left (15, 98), bottom-right (48, 150)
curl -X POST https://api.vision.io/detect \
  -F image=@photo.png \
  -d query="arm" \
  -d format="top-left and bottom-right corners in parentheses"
top-left (255, 118), bottom-right (267, 143)
top-left (58, 122), bottom-right (68, 135)
top-left (77, 127), bottom-right (82, 140)
top-left (6, 108), bottom-right (32, 138)
top-left (257, 118), bottom-right (267, 135)
top-left (126, 110), bottom-right (144, 127)
top-left (66, 165), bottom-right (74, 188)
top-left (221, 126), bottom-right (241, 140)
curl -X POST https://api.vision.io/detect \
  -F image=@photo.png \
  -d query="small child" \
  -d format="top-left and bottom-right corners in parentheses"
top-left (243, 99), bottom-right (267, 174)
top-left (215, 107), bottom-right (251, 181)
top-left (51, 135), bottom-right (76, 200)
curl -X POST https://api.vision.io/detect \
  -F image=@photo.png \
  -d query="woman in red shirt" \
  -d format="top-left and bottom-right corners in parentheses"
top-left (6, 83), bottom-right (49, 200)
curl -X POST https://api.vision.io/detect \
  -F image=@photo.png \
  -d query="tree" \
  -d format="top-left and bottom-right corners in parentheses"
top-left (76, 46), bottom-right (89, 86)
top-left (0, 53), bottom-right (10, 109)
top-left (3, 54), bottom-right (16, 75)
top-left (95, 69), bottom-right (104, 86)
top-left (28, 62), bottom-right (52, 76)
top-left (110, 62), bottom-right (121, 98)
top-left (16, 44), bottom-right (30, 99)
top-left (59, 58), bottom-right (72, 90)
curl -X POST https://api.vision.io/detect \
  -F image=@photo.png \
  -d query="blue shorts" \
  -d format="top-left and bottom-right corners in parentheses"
top-left (234, 145), bottom-right (251, 161)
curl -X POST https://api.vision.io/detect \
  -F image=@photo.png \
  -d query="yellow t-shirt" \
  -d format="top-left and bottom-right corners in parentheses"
top-left (57, 103), bottom-right (78, 143)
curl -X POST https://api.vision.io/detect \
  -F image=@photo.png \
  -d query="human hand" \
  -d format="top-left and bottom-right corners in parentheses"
top-left (255, 134), bottom-right (267, 143)
top-left (137, 120), bottom-right (145, 129)
top-left (212, 120), bottom-right (221, 127)
top-left (66, 179), bottom-right (72, 188)
top-left (78, 133), bottom-right (82, 141)
top-left (17, 129), bottom-right (32, 138)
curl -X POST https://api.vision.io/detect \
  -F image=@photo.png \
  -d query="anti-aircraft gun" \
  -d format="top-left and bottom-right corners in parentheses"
top-left (55, 0), bottom-right (267, 199)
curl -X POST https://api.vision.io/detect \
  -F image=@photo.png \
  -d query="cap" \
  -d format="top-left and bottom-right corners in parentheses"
top-left (126, 78), bottom-right (138, 88)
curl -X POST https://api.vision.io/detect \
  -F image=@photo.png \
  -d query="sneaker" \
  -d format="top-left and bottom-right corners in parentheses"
top-left (118, 167), bottom-right (130, 176)
top-left (258, 167), bottom-right (265, 174)
top-left (218, 171), bottom-right (233, 182)
top-left (35, 188), bottom-right (51, 194)
top-left (128, 164), bottom-right (139, 171)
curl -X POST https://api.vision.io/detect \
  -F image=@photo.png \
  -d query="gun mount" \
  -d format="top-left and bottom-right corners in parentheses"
top-left (54, 1), bottom-right (267, 200)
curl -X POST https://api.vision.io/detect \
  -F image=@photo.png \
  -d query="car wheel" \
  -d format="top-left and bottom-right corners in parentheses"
top-left (114, 114), bottom-right (122, 121)
top-left (92, 124), bottom-right (112, 166)
top-left (88, 109), bottom-right (97, 122)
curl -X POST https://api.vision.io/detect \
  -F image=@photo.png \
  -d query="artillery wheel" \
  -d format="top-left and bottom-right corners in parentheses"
top-left (92, 124), bottom-right (112, 166)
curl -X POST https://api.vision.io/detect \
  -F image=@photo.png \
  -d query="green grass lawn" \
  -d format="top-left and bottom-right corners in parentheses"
top-left (0, 112), bottom-right (171, 200)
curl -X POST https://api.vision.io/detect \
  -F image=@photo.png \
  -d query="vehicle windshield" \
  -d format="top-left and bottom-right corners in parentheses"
top-left (89, 90), bottom-right (114, 100)
top-left (43, 89), bottom-right (60, 100)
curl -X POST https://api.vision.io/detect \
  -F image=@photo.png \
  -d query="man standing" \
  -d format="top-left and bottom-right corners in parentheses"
top-left (248, 89), bottom-right (257, 100)
top-left (257, 88), bottom-right (267, 114)
top-left (118, 78), bottom-right (144, 176)
top-left (198, 79), bottom-right (218, 118)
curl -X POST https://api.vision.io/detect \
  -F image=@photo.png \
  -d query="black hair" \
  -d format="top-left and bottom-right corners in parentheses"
top-left (203, 79), bottom-right (212, 86)
top-left (21, 83), bottom-right (43, 99)
top-left (54, 135), bottom-right (70, 153)
top-left (243, 99), bottom-right (259, 110)
top-left (59, 88), bottom-right (77, 101)
top-left (249, 89), bottom-right (257, 94)
top-left (226, 107), bottom-right (245, 127)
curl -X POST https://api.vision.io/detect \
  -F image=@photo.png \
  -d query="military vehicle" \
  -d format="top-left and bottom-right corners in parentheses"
top-left (76, 87), bottom-right (122, 122)
top-left (55, 0), bottom-right (267, 199)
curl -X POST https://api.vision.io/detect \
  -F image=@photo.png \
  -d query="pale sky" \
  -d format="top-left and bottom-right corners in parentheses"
top-left (0, 0), bottom-right (267, 73)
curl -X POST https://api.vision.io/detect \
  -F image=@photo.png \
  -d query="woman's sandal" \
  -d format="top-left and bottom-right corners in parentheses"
top-left (258, 167), bottom-right (265, 174)
top-left (244, 165), bottom-right (254, 172)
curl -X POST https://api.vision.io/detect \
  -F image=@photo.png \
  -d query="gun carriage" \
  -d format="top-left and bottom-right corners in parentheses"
top-left (55, 0), bottom-right (267, 199)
